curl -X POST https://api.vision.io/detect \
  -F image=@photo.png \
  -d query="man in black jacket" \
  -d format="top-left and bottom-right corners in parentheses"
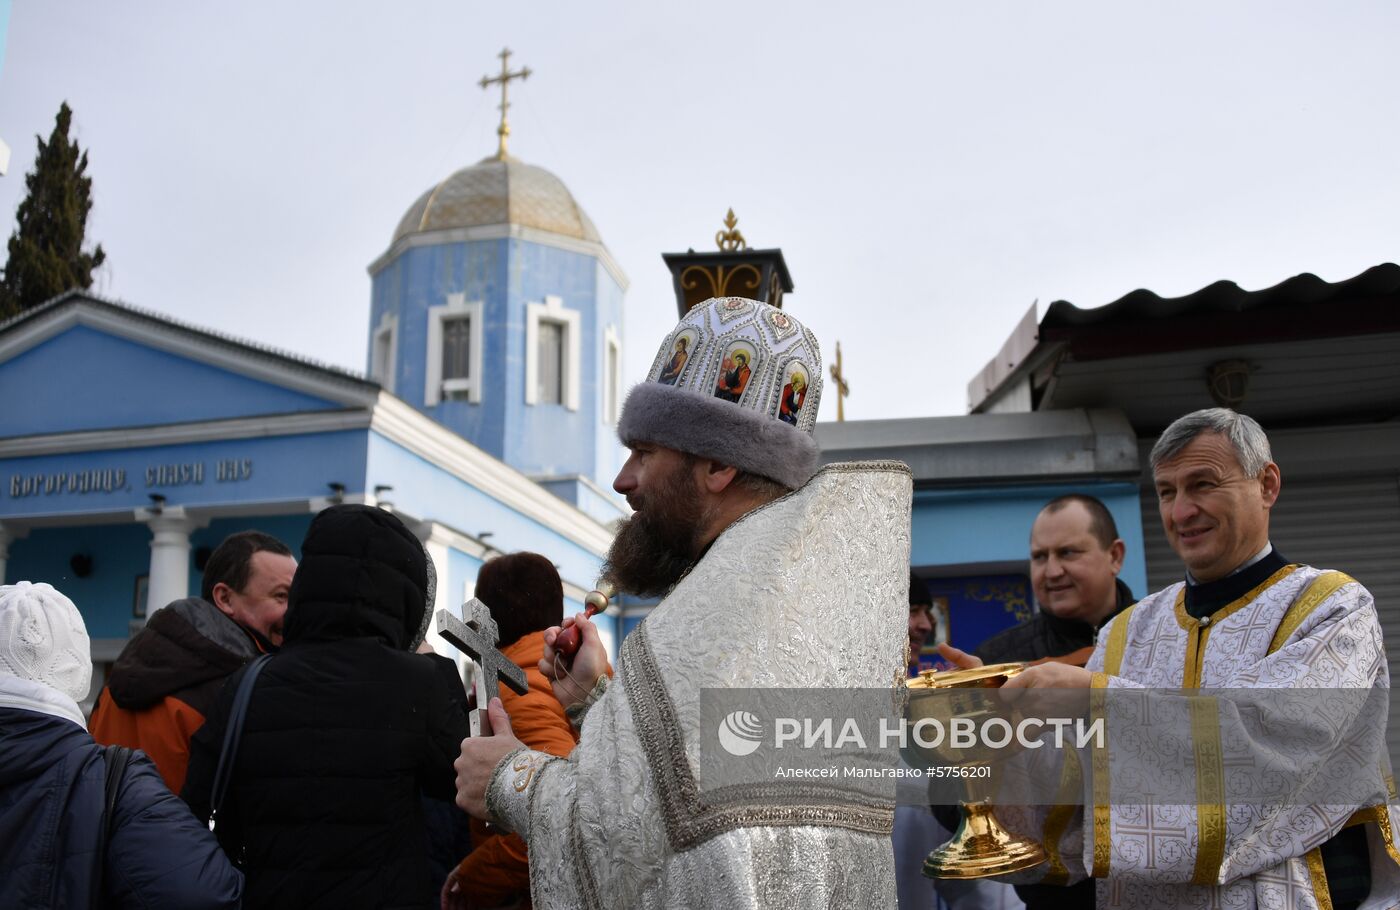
top-left (183, 504), bottom-right (469, 910)
top-left (973, 493), bottom-right (1133, 667)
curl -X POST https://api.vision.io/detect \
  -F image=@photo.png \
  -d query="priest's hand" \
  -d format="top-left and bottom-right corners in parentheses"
top-left (455, 698), bottom-right (525, 821)
top-left (1001, 663), bottom-right (1092, 689)
top-left (540, 612), bottom-right (608, 710)
top-left (999, 662), bottom-right (1093, 722)
top-left (936, 643), bottom-right (984, 670)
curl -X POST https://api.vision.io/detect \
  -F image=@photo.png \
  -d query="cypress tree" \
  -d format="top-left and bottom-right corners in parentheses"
top-left (0, 102), bottom-right (106, 318)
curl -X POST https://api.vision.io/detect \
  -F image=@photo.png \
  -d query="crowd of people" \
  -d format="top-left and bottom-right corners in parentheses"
top-left (1, 296), bottom-right (1394, 909)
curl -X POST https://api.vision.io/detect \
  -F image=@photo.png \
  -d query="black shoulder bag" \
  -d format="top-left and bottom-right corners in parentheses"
top-left (94, 744), bottom-right (133, 908)
top-left (208, 653), bottom-right (273, 844)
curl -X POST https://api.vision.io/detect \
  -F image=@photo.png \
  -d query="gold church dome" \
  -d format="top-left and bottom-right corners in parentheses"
top-left (391, 155), bottom-right (602, 246)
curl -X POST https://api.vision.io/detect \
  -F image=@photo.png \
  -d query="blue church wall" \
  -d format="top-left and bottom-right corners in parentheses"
top-left (433, 547), bottom-right (488, 664)
top-left (535, 477), bottom-right (626, 525)
top-left (505, 238), bottom-right (602, 480)
top-left (592, 267), bottom-right (626, 493)
top-left (0, 430), bottom-right (369, 520)
top-left (369, 240), bottom-right (511, 462)
top-left (369, 238), bottom-right (626, 500)
top-left (364, 432), bottom-right (604, 589)
top-left (0, 324), bottom-right (342, 437)
top-left (910, 481), bottom-right (1148, 599)
top-left (6, 522), bottom-right (155, 639)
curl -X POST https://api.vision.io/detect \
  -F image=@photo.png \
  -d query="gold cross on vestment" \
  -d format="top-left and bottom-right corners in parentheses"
top-left (830, 341), bottom-right (851, 422)
top-left (480, 47), bottom-right (531, 160)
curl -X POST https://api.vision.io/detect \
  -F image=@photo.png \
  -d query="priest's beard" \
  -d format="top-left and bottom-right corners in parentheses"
top-left (603, 458), bottom-right (710, 598)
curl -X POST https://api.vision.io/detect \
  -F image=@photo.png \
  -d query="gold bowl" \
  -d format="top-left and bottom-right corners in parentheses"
top-left (903, 663), bottom-right (1047, 880)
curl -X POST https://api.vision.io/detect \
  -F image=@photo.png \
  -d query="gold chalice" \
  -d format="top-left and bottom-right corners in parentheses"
top-left (903, 663), bottom-right (1047, 879)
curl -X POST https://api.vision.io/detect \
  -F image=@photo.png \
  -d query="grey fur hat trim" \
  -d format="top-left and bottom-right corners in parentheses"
top-left (618, 382), bottom-right (819, 489)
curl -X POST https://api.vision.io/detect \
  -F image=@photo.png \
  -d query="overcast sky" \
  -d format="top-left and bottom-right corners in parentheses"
top-left (2, 1), bottom-right (1397, 420)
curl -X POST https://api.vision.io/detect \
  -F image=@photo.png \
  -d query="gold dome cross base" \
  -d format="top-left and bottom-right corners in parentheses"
top-left (922, 799), bottom-right (1047, 880)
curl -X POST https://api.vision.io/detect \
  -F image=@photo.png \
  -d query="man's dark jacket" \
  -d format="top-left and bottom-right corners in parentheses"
top-left (976, 578), bottom-right (1135, 666)
top-left (183, 504), bottom-right (469, 910)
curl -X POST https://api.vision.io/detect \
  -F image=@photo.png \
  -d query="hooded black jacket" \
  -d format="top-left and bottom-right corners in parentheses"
top-left (183, 505), bottom-right (469, 910)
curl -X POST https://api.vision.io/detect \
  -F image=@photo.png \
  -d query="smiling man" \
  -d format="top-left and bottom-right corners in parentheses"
top-left (977, 494), bottom-right (1132, 674)
top-left (946, 408), bottom-right (1398, 908)
top-left (90, 530), bottom-right (295, 793)
top-left (453, 297), bottom-right (911, 909)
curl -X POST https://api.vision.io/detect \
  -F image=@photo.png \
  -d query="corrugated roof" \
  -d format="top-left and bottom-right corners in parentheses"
top-left (1042, 262), bottom-right (1400, 330)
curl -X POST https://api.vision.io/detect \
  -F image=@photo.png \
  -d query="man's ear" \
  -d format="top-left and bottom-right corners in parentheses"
top-left (1259, 462), bottom-right (1282, 510)
top-left (1108, 539), bottom-right (1126, 574)
top-left (210, 582), bottom-right (236, 617)
top-left (698, 460), bottom-right (739, 494)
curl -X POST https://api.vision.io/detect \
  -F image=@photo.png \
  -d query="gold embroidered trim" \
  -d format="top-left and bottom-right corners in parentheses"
top-left (1102, 606), bottom-right (1135, 677)
top-left (1091, 683), bottom-right (1111, 878)
top-left (1304, 847), bottom-right (1334, 910)
top-left (1188, 696), bottom-right (1225, 886)
top-left (620, 624), bottom-right (894, 852)
top-left (1267, 571), bottom-right (1354, 654)
top-left (1175, 565), bottom-right (1299, 686)
top-left (1042, 748), bottom-right (1084, 886)
top-left (1346, 805), bottom-right (1400, 867)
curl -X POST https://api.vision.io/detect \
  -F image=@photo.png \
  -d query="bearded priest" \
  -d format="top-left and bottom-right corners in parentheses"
top-left (454, 297), bottom-right (911, 909)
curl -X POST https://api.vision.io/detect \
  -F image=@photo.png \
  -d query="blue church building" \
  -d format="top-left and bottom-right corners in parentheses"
top-left (0, 147), bottom-right (629, 703)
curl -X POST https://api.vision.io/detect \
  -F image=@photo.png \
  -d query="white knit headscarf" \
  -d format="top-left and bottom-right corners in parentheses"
top-left (0, 581), bottom-right (92, 727)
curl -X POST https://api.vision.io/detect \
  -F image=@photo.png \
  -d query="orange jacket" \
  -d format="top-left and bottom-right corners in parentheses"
top-left (455, 631), bottom-right (602, 907)
top-left (90, 693), bottom-right (208, 794)
top-left (89, 597), bottom-right (264, 794)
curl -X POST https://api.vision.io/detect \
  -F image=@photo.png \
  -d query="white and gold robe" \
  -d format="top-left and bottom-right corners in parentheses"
top-left (1024, 563), bottom-right (1400, 909)
top-left (486, 462), bottom-right (912, 910)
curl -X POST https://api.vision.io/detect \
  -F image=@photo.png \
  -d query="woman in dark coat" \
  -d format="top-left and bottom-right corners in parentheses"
top-left (0, 581), bottom-right (242, 909)
top-left (183, 504), bottom-right (470, 909)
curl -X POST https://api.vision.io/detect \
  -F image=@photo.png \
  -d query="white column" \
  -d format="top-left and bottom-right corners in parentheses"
top-left (0, 524), bottom-right (13, 586)
top-left (141, 509), bottom-right (199, 621)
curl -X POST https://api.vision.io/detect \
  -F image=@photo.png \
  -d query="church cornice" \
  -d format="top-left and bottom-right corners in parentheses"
top-left (366, 222), bottom-right (630, 292)
top-left (368, 392), bottom-right (614, 556)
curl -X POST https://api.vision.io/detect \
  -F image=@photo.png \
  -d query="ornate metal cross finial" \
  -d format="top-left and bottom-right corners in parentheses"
top-left (437, 599), bottom-right (529, 736)
top-left (479, 47), bottom-right (532, 161)
top-left (830, 341), bottom-right (851, 422)
top-left (715, 208), bottom-right (748, 252)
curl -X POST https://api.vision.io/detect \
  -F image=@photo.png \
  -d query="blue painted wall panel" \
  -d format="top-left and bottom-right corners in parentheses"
top-left (365, 432), bottom-right (604, 591)
top-left (0, 430), bottom-right (368, 519)
top-left (369, 237), bottom-right (626, 502)
top-left (0, 325), bottom-right (342, 437)
top-left (6, 523), bottom-right (156, 639)
top-left (911, 481), bottom-right (1148, 601)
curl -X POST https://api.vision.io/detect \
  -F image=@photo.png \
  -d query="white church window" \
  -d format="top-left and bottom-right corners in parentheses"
top-left (537, 322), bottom-right (564, 405)
top-left (442, 315), bottom-right (472, 381)
top-left (524, 295), bottom-right (580, 411)
top-left (425, 294), bottom-right (484, 406)
top-left (371, 312), bottom-right (397, 393)
top-left (604, 326), bottom-right (621, 425)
